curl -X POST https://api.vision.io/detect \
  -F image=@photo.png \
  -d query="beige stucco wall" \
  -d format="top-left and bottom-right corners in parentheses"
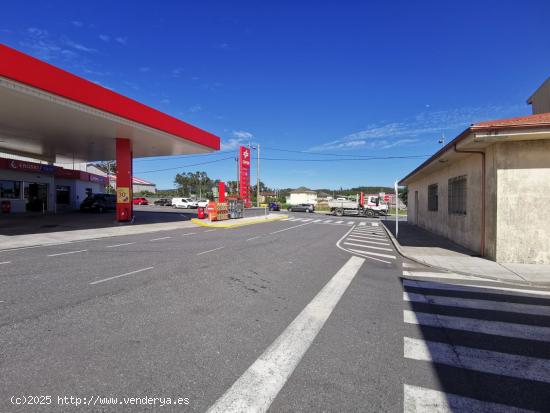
top-left (494, 140), bottom-right (550, 263)
top-left (406, 154), bottom-right (485, 254)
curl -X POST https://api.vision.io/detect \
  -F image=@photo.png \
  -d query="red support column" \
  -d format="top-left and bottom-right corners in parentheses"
top-left (115, 138), bottom-right (133, 222)
top-left (218, 181), bottom-right (226, 203)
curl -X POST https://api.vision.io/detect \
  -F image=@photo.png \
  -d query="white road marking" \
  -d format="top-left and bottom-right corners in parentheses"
top-left (197, 246), bottom-right (225, 255)
top-left (106, 242), bottom-right (136, 248)
top-left (90, 266), bottom-right (154, 285)
top-left (246, 236), bottom-right (261, 241)
top-left (352, 230), bottom-right (385, 237)
top-left (343, 242), bottom-right (393, 251)
top-left (347, 221), bottom-right (354, 225)
top-left (358, 222), bottom-right (366, 226)
top-left (281, 218), bottom-right (291, 221)
top-left (371, 222), bottom-right (379, 226)
top-left (150, 236), bottom-right (172, 241)
top-left (205, 229), bottom-right (217, 232)
top-left (403, 270), bottom-right (487, 281)
top-left (0, 261), bottom-right (11, 265)
top-left (349, 232), bottom-right (386, 239)
top-left (403, 262), bottom-right (417, 268)
top-left (346, 236), bottom-right (390, 246)
top-left (403, 310), bottom-right (550, 341)
top-left (336, 226), bottom-right (392, 264)
top-left (404, 291), bottom-right (550, 316)
top-left (347, 248), bottom-right (396, 259)
top-left (47, 249), bottom-right (87, 257)
top-left (404, 336), bottom-right (550, 384)
top-left (182, 232), bottom-right (196, 236)
top-left (403, 384), bottom-right (532, 413)
top-left (206, 256), bottom-right (365, 413)
top-left (301, 218), bottom-right (313, 222)
top-left (270, 221), bottom-right (313, 234)
top-left (335, 220), bottom-right (344, 224)
top-left (324, 220), bottom-right (333, 223)
top-left (402, 279), bottom-right (550, 297)
top-left (313, 219), bottom-right (322, 223)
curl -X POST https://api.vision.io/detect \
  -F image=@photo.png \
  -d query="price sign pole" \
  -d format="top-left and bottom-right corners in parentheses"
top-left (394, 181), bottom-right (399, 239)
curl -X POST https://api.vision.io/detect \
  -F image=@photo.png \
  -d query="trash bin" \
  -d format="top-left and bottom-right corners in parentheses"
top-left (1, 200), bottom-right (11, 214)
top-left (197, 206), bottom-right (206, 219)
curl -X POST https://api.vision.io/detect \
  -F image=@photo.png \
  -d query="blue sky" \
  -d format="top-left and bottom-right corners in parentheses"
top-left (2, 1), bottom-right (550, 189)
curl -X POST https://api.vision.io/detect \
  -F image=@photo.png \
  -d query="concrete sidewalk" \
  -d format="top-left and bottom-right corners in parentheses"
top-left (382, 220), bottom-right (550, 286)
top-left (191, 213), bottom-right (287, 228)
top-left (0, 220), bottom-right (196, 251)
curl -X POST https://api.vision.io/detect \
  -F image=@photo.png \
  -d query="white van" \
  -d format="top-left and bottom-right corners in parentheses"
top-left (171, 197), bottom-right (195, 209)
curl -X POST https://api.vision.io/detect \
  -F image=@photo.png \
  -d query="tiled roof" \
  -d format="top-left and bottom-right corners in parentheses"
top-left (473, 112), bottom-right (550, 128)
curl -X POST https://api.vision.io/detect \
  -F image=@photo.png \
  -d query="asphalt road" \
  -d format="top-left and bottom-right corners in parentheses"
top-left (1, 212), bottom-right (550, 412)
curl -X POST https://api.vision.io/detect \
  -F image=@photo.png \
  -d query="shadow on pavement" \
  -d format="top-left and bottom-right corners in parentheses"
top-left (0, 206), bottom-right (196, 236)
top-left (382, 220), bottom-right (476, 256)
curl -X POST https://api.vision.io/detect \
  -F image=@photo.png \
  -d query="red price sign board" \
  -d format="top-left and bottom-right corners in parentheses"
top-left (384, 195), bottom-right (391, 202)
top-left (239, 146), bottom-right (252, 207)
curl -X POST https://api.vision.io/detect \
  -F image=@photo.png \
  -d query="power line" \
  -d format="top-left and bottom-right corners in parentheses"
top-left (133, 149), bottom-right (235, 162)
top-left (258, 155), bottom-right (430, 162)
top-left (135, 156), bottom-right (235, 174)
top-left (262, 146), bottom-right (426, 159)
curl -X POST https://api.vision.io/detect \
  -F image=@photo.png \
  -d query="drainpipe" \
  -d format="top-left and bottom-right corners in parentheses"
top-left (453, 144), bottom-right (486, 257)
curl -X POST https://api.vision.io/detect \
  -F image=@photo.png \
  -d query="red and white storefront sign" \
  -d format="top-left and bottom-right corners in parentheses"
top-left (239, 146), bottom-right (252, 208)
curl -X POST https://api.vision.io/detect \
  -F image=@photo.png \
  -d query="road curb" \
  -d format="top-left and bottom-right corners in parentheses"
top-left (380, 221), bottom-right (550, 288)
top-left (191, 215), bottom-right (288, 228)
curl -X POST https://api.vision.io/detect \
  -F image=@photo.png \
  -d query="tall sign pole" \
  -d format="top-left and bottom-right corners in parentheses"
top-left (394, 181), bottom-right (399, 239)
top-left (256, 143), bottom-right (260, 207)
top-left (239, 146), bottom-right (252, 208)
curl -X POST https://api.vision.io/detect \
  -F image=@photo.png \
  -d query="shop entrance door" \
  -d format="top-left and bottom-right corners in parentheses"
top-left (26, 183), bottom-right (48, 212)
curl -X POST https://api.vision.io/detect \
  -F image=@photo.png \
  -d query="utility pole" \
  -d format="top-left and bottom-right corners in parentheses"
top-left (256, 143), bottom-right (260, 207)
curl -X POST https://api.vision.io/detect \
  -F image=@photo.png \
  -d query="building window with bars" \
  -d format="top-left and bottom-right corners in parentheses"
top-left (448, 175), bottom-right (467, 215)
top-left (427, 183), bottom-right (438, 211)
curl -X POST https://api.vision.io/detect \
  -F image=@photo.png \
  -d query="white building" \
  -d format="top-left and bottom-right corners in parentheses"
top-left (287, 187), bottom-right (318, 205)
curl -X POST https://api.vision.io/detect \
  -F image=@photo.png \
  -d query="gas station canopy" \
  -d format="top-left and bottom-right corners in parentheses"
top-left (0, 44), bottom-right (220, 163)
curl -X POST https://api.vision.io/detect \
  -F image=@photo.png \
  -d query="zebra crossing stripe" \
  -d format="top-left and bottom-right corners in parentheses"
top-left (371, 223), bottom-right (379, 226)
top-left (301, 218), bottom-right (313, 222)
top-left (347, 248), bottom-right (396, 260)
top-left (347, 221), bottom-right (354, 225)
top-left (404, 336), bottom-right (550, 384)
top-left (403, 384), bottom-right (532, 413)
top-left (404, 291), bottom-right (550, 316)
top-left (313, 219), bottom-right (322, 223)
top-left (346, 237), bottom-right (390, 246)
top-left (358, 222), bottom-right (366, 226)
top-left (335, 220), bottom-right (344, 224)
top-left (324, 220), bottom-right (332, 223)
top-left (281, 218), bottom-right (291, 221)
top-left (403, 310), bottom-right (550, 341)
top-left (343, 242), bottom-right (393, 252)
top-left (403, 270), bottom-right (487, 281)
top-left (402, 279), bottom-right (550, 297)
top-left (349, 233), bottom-right (386, 240)
top-left (403, 262), bottom-right (418, 268)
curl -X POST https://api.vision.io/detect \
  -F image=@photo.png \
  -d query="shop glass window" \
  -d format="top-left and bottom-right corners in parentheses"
top-left (0, 180), bottom-right (21, 199)
top-left (428, 184), bottom-right (438, 211)
top-left (448, 175), bottom-right (467, 215)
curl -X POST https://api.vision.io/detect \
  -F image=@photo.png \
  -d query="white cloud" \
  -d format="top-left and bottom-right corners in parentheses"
top-left (99, 34), bottom-right (110, 42)
top-left (139, 66), bottom-right (150, 73)
top-left (221, 130), bottom-right (254, 150)
top-left (172, 68), bottom-right (183, 77)
top-left (232, 130), bottom-right (253, 139)
top-left (310, 104), bottom-right (526, 152)
top-left (115, 36), bottom-right (127, 45)
top-left (71, 21), bottom-right (84, 27)
top-left (189, 105), bottom-right (202, 113)
top-left (160, 98), bottom-right (171, 104)
top-left (64, 39), bottom-right (96, 53)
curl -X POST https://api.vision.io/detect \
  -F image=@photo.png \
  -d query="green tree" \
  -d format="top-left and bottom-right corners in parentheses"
top-left (399, 186), bottom-right (408, 206)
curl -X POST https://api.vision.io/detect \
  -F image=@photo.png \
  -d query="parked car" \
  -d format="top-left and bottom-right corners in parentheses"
top-left (196, 199), bottom-right (209, 208)
top-left (133, 197), bottom-right (149, 205)
top-left (288, 203), bottom-right (315, 213)
top-left (153, 198), bottom-right (171, 206)
top-left (171, 197), bottom-right (195, 209)
top-left (268, 202), bottom-right (280, 211)
top-left (80, 193), bottom-right (116, 213)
